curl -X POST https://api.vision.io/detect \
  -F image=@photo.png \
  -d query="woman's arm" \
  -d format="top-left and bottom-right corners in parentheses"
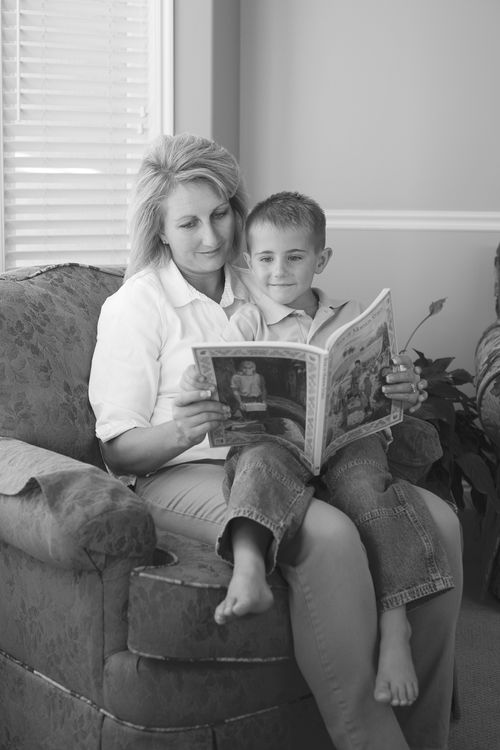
top-left (101, 422), bottom-right (187, 477)
top-left (90, 277), bottom-right (231, 476)
top-left (102, 383), bottom-right (230, 476)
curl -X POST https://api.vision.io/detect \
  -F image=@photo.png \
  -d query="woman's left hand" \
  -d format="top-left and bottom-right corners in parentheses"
top-left (382, 354), bottom-right (428, 414)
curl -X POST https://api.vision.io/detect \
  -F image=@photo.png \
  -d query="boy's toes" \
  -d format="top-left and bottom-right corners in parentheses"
top-left (214, 596), bottom-right (236, 625)
top-left (374, 679), bottom-right (393, 704)
top-left (390, 682), bottom-right (418, 707)
top-left (391, 693), bottom-right (405, 706)
top-left (214, 606), bottom-right (227, 625)
top-left (406, 681), bottom-right (419, 704)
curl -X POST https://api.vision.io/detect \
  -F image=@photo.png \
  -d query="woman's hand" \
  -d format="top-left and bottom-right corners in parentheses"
top-left (173, 365), bottom-right (230, 447)
top-left (101, 365), bottom-right (228, 477)
top-left (382, 354), bottom-right (428, 414)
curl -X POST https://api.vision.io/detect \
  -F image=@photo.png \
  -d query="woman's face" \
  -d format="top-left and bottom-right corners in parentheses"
top-left (160, 181), bottom-right (235, 282)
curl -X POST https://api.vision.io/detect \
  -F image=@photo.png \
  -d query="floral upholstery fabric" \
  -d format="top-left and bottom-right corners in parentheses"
top-left (103, 650), bottom-right (309, 728)
top-left (129, 531), bottom-right (292, 660)
top-left (0, 540), bottom-right (122, 702)
top-left (475, 319), bottom-right (500, 598)
top-left (0, 438), bottom-right (156, 570)
top-left (212, 697), bottom-right (331, 750)
top-left (101, 719), bottom-right (213, 750)
top-left (0, 651), bottom-right (102, 750)
top-left (475, 320), bottom-right (500, 449)
top-left (0, 649), bottom-right (331, 750)
top-left (0, 263), bottom-right (123, 467)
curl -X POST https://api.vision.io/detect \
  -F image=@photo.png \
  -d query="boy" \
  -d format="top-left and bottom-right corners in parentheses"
top-left (204, 192), bottom-right (453, 707)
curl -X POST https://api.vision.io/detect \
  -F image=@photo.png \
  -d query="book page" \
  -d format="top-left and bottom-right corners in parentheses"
top-left (321, 290), bottom-right (403, 462)
top-left (193, 343), bottom-right (324, 473)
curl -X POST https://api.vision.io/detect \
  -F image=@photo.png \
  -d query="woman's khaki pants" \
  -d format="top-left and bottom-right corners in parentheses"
top-left (137, 462), bottom-right (462, 750)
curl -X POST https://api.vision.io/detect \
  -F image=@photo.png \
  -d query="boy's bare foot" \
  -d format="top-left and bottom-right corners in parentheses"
top-left (374, 607), bottom-right (419, 706)
top-left (215, 517), bottom-right (275, 625)
top-left (214, 568), bottom-right (274, 625)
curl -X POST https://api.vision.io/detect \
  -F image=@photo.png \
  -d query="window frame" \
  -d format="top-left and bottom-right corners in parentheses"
top-left (0, 0), bottom-right (174, 272)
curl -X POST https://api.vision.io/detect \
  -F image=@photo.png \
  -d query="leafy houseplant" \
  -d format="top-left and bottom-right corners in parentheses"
top-left (401, 300), bottom-right (498, 513)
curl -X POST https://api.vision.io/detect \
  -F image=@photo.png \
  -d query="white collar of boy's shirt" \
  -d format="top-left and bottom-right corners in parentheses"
top-left (244, 285), bottom-right (351, 326)
top-left (156, 259), bottom-right (250, 308)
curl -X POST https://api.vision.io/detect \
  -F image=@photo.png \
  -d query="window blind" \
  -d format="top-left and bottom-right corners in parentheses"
top-left (0, 0), bottom-right (162, 270)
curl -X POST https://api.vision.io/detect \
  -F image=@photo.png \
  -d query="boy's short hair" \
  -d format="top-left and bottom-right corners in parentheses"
top-left (245, 191), bottom-right (326, 252)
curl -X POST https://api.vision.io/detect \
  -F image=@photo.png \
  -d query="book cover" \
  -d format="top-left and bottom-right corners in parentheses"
top-left (192, 288), bottom-right (403, 474)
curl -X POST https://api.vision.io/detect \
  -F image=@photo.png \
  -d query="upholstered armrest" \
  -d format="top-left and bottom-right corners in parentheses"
top-left (0, 438), bottom-right (156, 571)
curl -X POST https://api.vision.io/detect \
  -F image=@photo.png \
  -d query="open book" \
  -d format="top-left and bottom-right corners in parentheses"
top-left (192, 288), bottom-right (403, 475)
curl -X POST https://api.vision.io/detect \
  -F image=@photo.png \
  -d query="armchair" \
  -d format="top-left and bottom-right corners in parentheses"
top-left (0, 263), bottom-right (331, 750)
top-left (475, 243), bottom-right (500, 600)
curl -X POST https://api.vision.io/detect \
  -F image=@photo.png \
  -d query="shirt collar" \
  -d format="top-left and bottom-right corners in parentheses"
top-left (157, 260), bottom-right (250, 308)
top-left (239, 283), bottom-right (350, 325)
top-left (221, 264), bottom-right (250, 308)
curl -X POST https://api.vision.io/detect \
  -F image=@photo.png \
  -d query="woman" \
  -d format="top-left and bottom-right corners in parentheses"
top-left (89, 133), bottom-right (462, 750)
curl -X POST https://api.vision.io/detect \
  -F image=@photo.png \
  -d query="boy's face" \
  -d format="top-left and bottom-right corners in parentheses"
top-left (244, 222), bottom-right (332, 311)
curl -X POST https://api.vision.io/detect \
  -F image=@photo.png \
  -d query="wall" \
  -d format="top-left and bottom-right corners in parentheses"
top-left (239, 0), bottom-right (500, 372)
top-left (174, 0), bottom-right (240, 157)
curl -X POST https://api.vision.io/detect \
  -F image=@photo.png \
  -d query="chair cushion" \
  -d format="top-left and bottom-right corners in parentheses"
top-left (103, 650), bottom-right (309, 728)
top-left (0, 263), bottom-right (123, 467)
top-left (127, 532), bottom-right (292, 661)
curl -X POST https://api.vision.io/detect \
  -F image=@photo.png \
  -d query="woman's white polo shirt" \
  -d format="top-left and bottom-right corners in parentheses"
top-left (89, 260), bottom-right (250, 467)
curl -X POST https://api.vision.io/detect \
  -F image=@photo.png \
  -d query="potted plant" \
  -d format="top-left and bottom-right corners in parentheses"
top-left (401, 300), bottom-right (498, 513)
top-left (402, 300), bottom-right (500, 594)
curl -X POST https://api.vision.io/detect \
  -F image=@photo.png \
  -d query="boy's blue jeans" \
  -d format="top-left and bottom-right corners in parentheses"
top-left (218, 430), bottom-right (454, 612)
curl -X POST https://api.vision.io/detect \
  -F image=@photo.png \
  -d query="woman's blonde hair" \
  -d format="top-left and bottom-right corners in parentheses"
top-left (125, 133), bottom-right (247, 279)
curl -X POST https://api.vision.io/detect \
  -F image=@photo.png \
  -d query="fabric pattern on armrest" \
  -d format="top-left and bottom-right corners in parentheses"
top-left (0, 439), bottom-right (156, 570)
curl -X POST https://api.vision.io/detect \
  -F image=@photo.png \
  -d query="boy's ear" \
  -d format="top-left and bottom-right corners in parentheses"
top-left (315, 247), bottom-right (333, 274)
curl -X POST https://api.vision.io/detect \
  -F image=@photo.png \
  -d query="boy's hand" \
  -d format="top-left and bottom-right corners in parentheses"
top-left (382, 354), bottom-right (428, 413)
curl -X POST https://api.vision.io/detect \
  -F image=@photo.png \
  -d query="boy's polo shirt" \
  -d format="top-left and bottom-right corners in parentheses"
top-left (89, 260), bottom-right (250, 465)
top-left (222, 289), bottom-right (364, 348)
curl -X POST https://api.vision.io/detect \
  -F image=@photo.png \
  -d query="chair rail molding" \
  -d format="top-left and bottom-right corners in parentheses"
top-left (325, 210), bottom-right (500, 232)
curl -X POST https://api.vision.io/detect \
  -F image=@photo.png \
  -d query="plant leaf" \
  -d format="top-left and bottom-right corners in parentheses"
top-left (430, 357), bottom-right (455, 372)
top-left (419, 367), bottom-right (453, 384)
top-left (470, 487), bottom-right (487, 515)
top-left (418, 397), bottom-right (456, 424)
top-left (412, 349), bottom-right (432, 362)
top-left (450, 368), bottom-right (474, 385)
top-left (427, 382), bottom-right (462, 399)
top-left (429, 298), bottom-right (447, 316)
top-left (455, 453), bottom-right (497, 498)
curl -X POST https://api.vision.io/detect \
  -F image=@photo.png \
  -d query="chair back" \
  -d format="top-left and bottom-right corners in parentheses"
top-left (0, 263), bottom-right (123, 468)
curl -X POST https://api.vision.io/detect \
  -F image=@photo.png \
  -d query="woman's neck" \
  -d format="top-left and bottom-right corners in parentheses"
top-left (183, 269), bottom-right (225, 302)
